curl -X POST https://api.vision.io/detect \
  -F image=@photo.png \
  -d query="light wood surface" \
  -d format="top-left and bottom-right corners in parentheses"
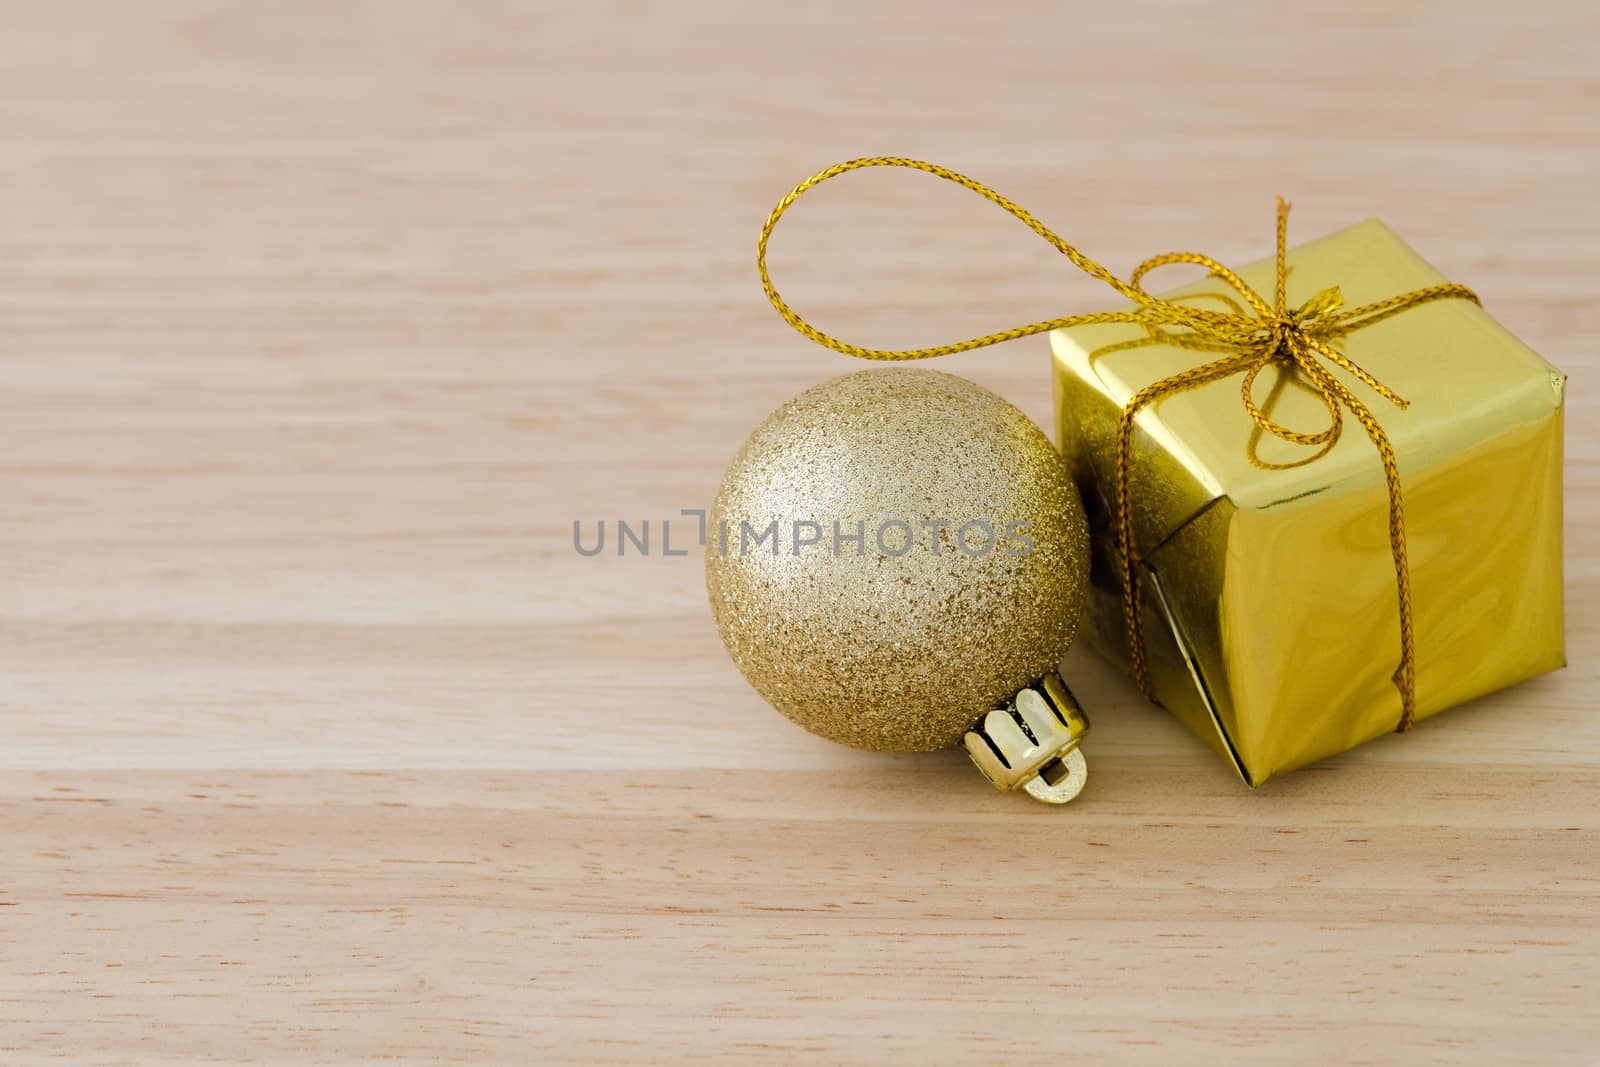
top-left (1, 2), bottom-right (1595, 1063)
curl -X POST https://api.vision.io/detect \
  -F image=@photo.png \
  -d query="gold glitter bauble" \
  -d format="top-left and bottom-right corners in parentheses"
top-left (706, 367), bottom-right (1091, 752)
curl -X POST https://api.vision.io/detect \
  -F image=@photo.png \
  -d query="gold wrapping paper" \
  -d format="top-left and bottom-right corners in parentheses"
top-left (1052, 218), bottom-right (1566, 785)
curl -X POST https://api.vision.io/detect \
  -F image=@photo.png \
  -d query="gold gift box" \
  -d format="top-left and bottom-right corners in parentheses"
top-left (1051, 218), bottom-right (1566, 785)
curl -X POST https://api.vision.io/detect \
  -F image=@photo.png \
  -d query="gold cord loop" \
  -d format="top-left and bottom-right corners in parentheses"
top-left (758, 157), bottom-right (1481, 732)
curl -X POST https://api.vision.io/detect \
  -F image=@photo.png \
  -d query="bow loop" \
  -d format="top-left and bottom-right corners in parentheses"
top-left (1294, 285), bottom-right (1346, 326)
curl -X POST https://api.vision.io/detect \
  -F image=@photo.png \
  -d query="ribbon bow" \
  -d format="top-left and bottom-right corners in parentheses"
top-left (757, 157), bottom-right (1479, 732)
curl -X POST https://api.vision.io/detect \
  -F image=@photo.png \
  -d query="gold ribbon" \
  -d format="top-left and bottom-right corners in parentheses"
top-left (757, 157), bottom-right (1481, 732)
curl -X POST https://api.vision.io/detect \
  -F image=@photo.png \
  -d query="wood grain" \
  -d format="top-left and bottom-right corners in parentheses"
top-left (0, 1), bottom-right (1595, 1063)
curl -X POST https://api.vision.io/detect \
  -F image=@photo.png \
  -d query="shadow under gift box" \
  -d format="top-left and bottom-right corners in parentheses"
top-left (1051, 218), bottom-right (1566, 787)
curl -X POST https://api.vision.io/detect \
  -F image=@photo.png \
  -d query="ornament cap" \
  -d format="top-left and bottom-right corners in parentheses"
top-left (963, 673), bottom-right (1090, 804)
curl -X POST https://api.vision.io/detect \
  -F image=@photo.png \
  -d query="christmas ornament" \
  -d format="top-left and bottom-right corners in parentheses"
top-left (752, 155), bottom-right (1564, 788)
top-left (706, 367), bottom-right (1093, 803)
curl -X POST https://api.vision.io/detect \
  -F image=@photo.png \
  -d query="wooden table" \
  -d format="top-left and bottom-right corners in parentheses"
top-left (2, 3), bottom-right (1595, 1063)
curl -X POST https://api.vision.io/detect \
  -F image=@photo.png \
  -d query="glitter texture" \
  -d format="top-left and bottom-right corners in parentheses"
top-left (706, 368), bottom-right (1090, 752)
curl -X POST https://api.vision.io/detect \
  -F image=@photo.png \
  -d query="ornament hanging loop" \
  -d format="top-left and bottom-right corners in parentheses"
top-left (964, 673), bottom-right (1090, 805)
